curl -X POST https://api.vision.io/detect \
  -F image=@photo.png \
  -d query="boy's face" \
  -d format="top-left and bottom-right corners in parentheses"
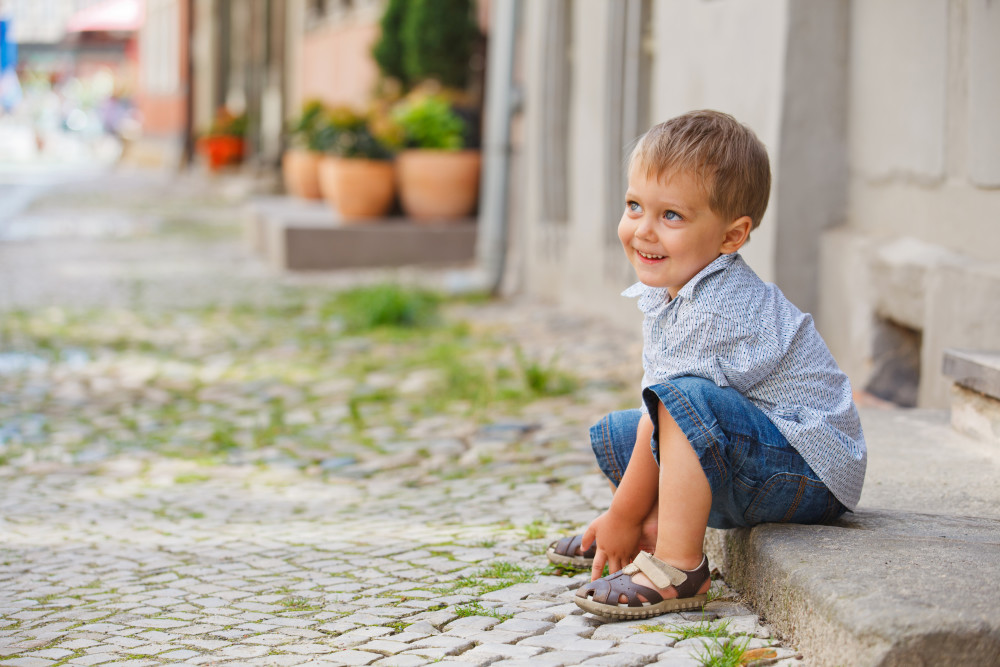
top-left (618, 167), bottom-right (749, 299)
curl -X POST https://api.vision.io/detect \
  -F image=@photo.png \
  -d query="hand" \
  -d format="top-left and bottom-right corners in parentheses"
top-left (581, 509), bottom-right (642, 581)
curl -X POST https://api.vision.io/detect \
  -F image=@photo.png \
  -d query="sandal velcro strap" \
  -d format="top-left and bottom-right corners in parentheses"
top-left (630, 551), bottom-right (689, 590)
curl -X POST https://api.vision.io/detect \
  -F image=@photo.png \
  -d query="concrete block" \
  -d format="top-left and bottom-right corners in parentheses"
top-left (944, 350), bottom-right (1000, 444)
top-left (245, 196), bottom-right (477, 272)
top-left (243, 196), bottom-right (332, 254)
top-left (870, 237), bottom-right (962, 331)
top-left (968, 0), bottom-right (1000, 186)
top-left (921, 260), bottom-right (1000, 407)
top-left (950, 385), bottom-right (1000, 446)
top-left (849, 0), bottom-right (947, 180)
top-left (710, 407), bottom-right (1000, 665)
top-left (942, 350), bottom-right (1000, 400)
top-left (723, 510), bottom-right (1000, 667)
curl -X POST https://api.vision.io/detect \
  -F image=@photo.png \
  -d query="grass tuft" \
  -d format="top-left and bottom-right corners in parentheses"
top-left (453, 601), bottom-right (513, 621)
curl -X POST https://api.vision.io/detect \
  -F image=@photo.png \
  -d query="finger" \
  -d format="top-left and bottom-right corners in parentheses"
top-left (591, 551), bottom-right (607, 581)
top-left (580, 525), bottom-right (595, 551)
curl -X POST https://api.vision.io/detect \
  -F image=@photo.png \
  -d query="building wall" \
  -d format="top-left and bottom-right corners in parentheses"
top-left (137, 0), bottom-right (187, 138)
top-left (819, 0), bottom-right (1000, 408)
top-left (298, 7), bottom-right (381, 110)
top-left (511, 0), bottom-right (999, 409)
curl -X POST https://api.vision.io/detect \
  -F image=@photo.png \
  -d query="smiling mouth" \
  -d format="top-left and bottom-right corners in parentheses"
top-left (636, 250), bottom-right (665, 260)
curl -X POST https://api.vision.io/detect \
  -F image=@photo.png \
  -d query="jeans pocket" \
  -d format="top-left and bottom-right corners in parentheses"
top-left (743, 472), bottom-right (830, 525)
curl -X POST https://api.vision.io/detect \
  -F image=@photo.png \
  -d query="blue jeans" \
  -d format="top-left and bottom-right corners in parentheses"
top-left (590, 376), bottom-right (846, 529)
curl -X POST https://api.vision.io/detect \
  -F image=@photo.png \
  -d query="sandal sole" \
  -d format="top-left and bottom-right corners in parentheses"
top-left (545, 546), bottom-right (594, 568)
top-left (573, 593), bottom-right (708, 620)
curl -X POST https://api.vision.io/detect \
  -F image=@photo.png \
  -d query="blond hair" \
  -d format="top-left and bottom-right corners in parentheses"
top-left (629, 110), bottom-right (771, 229)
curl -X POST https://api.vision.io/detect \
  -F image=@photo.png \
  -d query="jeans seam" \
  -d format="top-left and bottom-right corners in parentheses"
top-left (781, 476), bottom-right (807, 522)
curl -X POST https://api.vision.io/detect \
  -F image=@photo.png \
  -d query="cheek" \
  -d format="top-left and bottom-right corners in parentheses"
top-left (617, 217), bottom-right (632, 247)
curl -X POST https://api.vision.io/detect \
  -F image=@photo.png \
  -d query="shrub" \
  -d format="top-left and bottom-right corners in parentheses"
top-left (372, 0), bottom-right (409, 88)
top-left (402, 0), bottom-right (479, 89)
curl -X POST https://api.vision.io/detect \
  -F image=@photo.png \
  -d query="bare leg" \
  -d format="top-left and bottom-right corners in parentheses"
top-left (622, 402), bottom-right (711, 600)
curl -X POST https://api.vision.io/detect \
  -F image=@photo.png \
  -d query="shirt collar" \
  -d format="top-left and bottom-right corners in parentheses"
top-left (622, 252), bottom-right (740, 311)
top-left (676, 252), bottom-right (738, 300)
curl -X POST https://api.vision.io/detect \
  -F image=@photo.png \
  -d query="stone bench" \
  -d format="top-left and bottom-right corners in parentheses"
top-left (244, 196), bottom-right (477, 271)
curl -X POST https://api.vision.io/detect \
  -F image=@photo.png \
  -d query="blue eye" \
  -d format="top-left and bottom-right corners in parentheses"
top-left (665, 210), bottom-right (682, 221)
top-left (627, 201), bottom-right (642, 213)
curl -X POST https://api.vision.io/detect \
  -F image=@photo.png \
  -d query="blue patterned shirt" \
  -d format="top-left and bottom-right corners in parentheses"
top-left (623, 252), bottom-right (866, 509)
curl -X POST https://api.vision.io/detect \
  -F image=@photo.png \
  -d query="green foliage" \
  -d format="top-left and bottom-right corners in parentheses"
top-left (523, 519), bottom-right (547, 540)
top-left (207, 108), bottom-right (247, 138)
top-left (393, 96), bottom-right (465, 150)
top-left (331, 125), bottom-right (396, 160)
top-left (372, 0), bottom-right (410, 87)
top-left (310, 107), bottom-right (396, 160)
top-left (476, 561), bottom-right (536, 593)
top-left (402, 0), bottom-right (479, 89)
top-left (515, 347), bottom-right (578, 397)
top-left (311, 106), bottom-right (366, 154)
top-left (694, 635), bottom-right (754, 667)
top-left (639, 618), bottom-right (730, 641)
top-left (287, 100), bottom-right (327, 150)
top-left (324, 284), bottom-right (441, 332)
top-left (454, 601), bottom-right (513, 621)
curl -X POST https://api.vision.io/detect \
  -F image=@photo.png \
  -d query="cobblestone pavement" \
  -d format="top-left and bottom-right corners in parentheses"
top-left (0, 173), bottom-right (803, 666)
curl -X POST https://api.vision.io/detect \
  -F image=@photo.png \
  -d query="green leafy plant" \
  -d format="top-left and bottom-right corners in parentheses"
top-left (206, 108), bottom-right (247, 138)
top-left (402, 0), bottom-right (479, 89)
top-left (311, 107), bottom-right (397, 161)
top-left (287, 100), bottom-right (327, 151)
top-left (393, 95), bottom-right (465, 150)
top-left (311, 106), bottom-right (366, 154)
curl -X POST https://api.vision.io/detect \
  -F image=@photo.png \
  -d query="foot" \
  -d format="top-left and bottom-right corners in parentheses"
top-left (616, 554), bottom-right (709, 605)
top-left (575, 552), bottom-right (712, 620)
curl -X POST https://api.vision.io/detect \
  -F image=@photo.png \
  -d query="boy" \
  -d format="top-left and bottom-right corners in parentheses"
top-left (547, 110), bottom-right (866, 620)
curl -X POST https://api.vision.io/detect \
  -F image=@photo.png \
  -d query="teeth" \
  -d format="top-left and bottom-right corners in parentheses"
top-left (638, 251), bottom-right (665, 260)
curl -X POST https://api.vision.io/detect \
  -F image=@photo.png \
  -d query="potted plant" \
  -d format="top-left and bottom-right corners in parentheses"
top-left (318, 108), bottom-right (399, 222)
top-left (196, 108), bottom-right (247, 171)
top-left (393, 94), bottom-right (480, 221)
top-left (282, 100), bottom-right (326, 199)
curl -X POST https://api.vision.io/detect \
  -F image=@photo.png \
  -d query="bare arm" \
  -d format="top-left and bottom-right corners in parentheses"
top-left (582, 413), bottom-right (659, 579)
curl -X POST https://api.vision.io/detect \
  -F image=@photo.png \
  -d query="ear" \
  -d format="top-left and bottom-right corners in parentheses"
top-left (720, 216), bottom-right (752, 253)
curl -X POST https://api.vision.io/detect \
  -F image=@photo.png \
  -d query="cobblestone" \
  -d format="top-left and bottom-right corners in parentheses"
top-left (0, 174), bottom-right (798, 666)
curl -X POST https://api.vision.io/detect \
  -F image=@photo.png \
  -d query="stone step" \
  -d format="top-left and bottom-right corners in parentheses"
top-left (244, 196), bottom-right (477, 271)
top-left (943, 349), bottom-right (1000, 444)
top-left (711, 408), bottom-right (1000, 666)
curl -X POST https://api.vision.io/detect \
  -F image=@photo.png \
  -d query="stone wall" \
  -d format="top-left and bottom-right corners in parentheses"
top-left (819, 0), bottom-right (1000, 407)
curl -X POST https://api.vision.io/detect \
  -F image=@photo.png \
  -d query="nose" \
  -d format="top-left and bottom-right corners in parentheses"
top-left (634, 214), bottom-right (656, 241)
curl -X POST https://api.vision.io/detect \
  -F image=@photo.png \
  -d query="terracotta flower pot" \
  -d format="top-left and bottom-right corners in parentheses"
top-left (396, 149), bottom-right (481, 221)
top-left (282, 149), bottom-right (323, 199)
top-left (317, 156), bottom-right (341, 206)
top-left (318, 156), bottom-right (395, 221)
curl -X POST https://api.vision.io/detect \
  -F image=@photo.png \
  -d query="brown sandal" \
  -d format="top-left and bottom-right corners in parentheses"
top-left (574, 551), bottom-right (710, 620)
top-left (546, 534), bottom-right (597, 568)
